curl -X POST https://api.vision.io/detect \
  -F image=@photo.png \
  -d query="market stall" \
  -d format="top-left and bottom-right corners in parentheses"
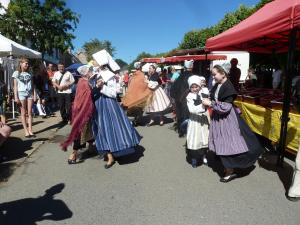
top-left (141, 54), bottom-right (227, 64)
top-left (234, 87), bottom-right (300, 153)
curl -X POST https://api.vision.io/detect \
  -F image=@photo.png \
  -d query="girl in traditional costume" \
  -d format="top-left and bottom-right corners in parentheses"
top-left (202, 65), bottom-right (263, 182)
top-left (186, 75), bottom-right (210, 168)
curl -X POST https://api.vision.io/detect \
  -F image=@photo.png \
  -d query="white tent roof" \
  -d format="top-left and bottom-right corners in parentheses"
top-left (0, 34), bottom-right (42, 58)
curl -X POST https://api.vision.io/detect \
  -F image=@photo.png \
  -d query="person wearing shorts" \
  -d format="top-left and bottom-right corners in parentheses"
top-left (12, 57), bottom-right (36, 138)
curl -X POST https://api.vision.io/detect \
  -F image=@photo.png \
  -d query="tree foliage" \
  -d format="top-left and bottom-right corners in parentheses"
top-left (82, 38), bottom-right (116, 61)
top-left (0, 0), bottom-right (80, 56)
top-left (178, 0), bottom-right (272, 50)
top-left (127, 0), bottom-right (273, 68)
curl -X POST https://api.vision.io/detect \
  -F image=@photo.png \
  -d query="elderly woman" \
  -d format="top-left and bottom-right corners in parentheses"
top-left (145, 64), bottom-right (171, 126)
top-left (61, 65), bottom-right (95, 164)
top-left (202, 65), bottom-right (262, 182)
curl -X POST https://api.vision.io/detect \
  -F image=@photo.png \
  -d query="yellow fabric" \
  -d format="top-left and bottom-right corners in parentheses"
top-left (235, 101), bottom-right (300, 153)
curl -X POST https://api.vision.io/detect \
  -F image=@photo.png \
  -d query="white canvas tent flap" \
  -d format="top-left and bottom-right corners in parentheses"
top-left (0, 34), bottom-right (42, 58)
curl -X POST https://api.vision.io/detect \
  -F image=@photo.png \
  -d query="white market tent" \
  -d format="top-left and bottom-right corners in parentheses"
top-left (0, 34), bottom-right (41, 58)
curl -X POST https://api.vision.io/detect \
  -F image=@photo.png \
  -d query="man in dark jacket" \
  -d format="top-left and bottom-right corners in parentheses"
top-left (170, 60), bottom-right (194, 137)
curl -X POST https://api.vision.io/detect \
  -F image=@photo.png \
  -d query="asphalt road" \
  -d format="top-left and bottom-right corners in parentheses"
top-left (1, 117), bottom-right (300, 225)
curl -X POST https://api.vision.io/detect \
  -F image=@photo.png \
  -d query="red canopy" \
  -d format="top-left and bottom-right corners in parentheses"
top-left (205, 0), bottom-right (300, 53)
top-left (141, 58), bottom-right (163, 63)
top-left (141, 54), bottom-right (226, 64)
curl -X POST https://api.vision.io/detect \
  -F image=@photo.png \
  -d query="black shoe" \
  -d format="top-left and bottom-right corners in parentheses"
top-left (287, 196), bottom-right (300, 202)
top-left (178, 133), bottom-right (184, 138)
top-left (68, 159), bottom-right (77, 164)
top-left (146, 121), bottom-right (154, 127)
top-left (132, 120), bottom-right (139, 127)
top-left (104, 161), bottom-right (115, 169)
top-left (191, 158), bottom-right (198, 168)
top-left (67, 157), bottom-right (82, 164)
top-left (220, 173), bottom-right (238, 183)
top-left (29, 134), bottom-right (36, 138)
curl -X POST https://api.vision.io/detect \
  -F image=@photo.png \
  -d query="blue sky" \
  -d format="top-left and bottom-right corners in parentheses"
top-left (66, 0), bottom-right (260, 63)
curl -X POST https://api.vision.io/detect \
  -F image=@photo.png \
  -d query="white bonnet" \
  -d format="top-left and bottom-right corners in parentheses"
top-left (188, 75), bottom-right (202, 88)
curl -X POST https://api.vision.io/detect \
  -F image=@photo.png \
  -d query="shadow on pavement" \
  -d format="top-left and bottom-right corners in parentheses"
top-left (0, 183), bottom-right (73, 225)
top-left (0, 162), bottom-right (17, 182)
top-left (117, 145), bottom-right (145, 165)
top-left (206, 151), bottom-right (224, 177)
top-left (140, 115), bottom-right (174, 126)
top-left (258, 152), bottom-right (294, 193)
top-left (0, 137), bottom-right (48, 162)
top-left (34, 122), bottom-right (66, 135)
top-left (9, 121), bottom-right (44, 132)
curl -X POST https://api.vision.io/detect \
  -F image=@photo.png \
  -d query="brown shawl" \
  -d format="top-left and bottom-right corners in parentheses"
top-left (122, 70), bottom-right (152, 108)
top-left (61, 78), bottom-right (95, 150)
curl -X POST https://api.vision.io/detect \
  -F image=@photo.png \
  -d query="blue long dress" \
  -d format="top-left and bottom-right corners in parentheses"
top-left (93, 75), bottom-right (141, 157)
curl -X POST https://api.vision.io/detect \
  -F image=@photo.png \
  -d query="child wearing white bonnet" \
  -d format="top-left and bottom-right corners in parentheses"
top-left (185, 75), bottom-right (210, 168)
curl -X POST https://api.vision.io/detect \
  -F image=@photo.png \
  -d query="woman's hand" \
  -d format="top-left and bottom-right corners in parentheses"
top-left (202, 98), bottom-right (212, 107)
top-left (96, 79), bottom-right (104, 89)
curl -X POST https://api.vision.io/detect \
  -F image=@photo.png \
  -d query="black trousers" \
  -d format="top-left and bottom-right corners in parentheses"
top-left (57, 93), bottom-right (72, 122)
top-left (175, 101), bottom-right (189, 133)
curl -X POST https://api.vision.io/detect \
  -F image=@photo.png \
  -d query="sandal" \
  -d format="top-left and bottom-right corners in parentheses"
top-left (104, 161), bottom-right (115, 169)
top-left (67, 153), bottom-right (79, 164)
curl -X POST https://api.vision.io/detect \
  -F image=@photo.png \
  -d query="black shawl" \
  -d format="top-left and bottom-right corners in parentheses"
top-left (149, 72), bottom-right (162, 85)
top-left (210, 79), bottom-right (237, 103)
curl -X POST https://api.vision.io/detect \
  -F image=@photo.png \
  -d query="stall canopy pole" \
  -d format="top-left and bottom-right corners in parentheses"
top-left (277, 28), bottom-right (298, 166)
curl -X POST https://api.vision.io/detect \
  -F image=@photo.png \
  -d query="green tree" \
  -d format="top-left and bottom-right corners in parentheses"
top-left (254, 0), bottom-right (273, 10)
top-left (178, 0), bottom-right (272, 50)
top-left (82, 38), bottom-right (116, 61)
top-left (0, 0), bottom-right (79, 56)
top-left (127, 52), bottom-right (153, 71)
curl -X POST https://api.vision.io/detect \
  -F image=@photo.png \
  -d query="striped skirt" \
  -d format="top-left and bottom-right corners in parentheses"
top-left (93, 95), bottom-right (142, 157)
top-left (145, 87), bottom-right (171, 113)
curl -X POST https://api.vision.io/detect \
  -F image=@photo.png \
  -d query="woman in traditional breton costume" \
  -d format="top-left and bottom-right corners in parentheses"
top-left (186, 75), bottom-right (210, 168)
top-left (92, 50), bottom-right (141, 169)
top-left (145, 64), bottom-right (171, 126)
top-left (202, 65), bottom-right (263, 182)
top-left (61, 65), bottom-right (95, 164)
top-left (121, 62), bottom-right (152, 126)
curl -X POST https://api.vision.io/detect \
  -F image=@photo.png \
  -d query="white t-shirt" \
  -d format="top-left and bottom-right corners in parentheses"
top-left (52, 71), bottom-right (75, 94)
